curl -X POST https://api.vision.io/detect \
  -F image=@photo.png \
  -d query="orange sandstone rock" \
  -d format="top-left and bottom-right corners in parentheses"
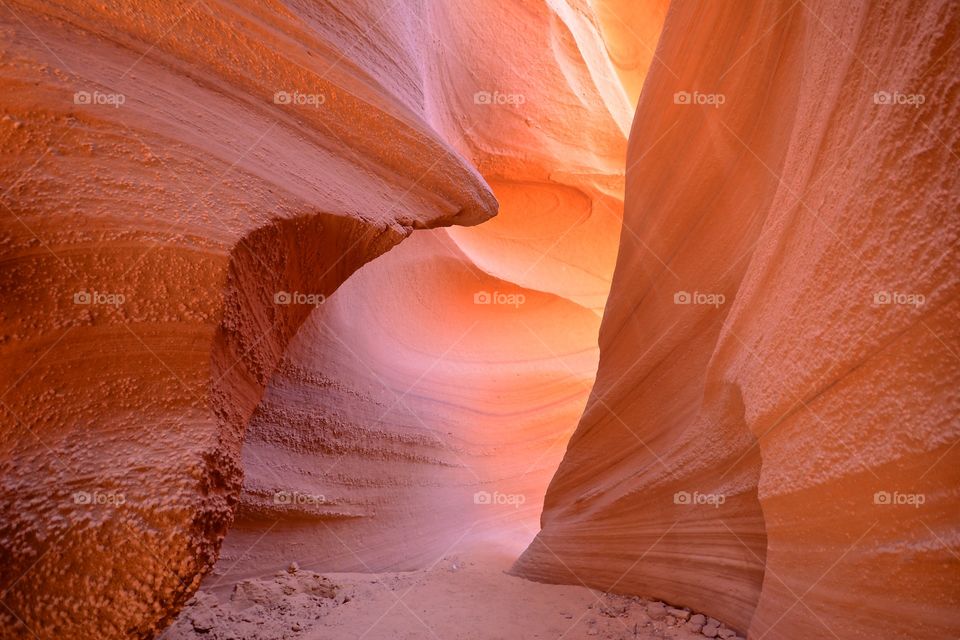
top-left (0, 1), bottom-right (493, 637)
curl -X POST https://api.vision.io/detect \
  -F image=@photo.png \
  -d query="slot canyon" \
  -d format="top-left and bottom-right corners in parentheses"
top-left (0, 1), bottom-right (957, 639)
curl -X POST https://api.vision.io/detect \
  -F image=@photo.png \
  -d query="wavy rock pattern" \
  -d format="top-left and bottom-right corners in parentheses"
top-left (214, 229), bottom-right (602, 582)
top-left (515, 1), bottom-right (960, 638)
top-left (203, 0), bottom-right (636, 590)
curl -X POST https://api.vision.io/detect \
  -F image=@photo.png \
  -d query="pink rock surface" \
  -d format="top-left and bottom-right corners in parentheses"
top-left (515, 1), bottom-right (960, 638)
top-left (203, 0), bottom-right (634, 591)
top-left (213, 228), bottom-right (602, 580)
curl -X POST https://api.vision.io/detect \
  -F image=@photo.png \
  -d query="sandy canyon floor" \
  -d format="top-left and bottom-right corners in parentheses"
top-left (162, 543), bottom-right (743, 640)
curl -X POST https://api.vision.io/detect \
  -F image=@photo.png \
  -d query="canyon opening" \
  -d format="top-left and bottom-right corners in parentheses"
top-left (0, 1), bottom-right (958, 639)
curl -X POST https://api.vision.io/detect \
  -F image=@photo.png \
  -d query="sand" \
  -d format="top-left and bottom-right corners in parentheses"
top-left (162, 541), bottom-right (737, 640)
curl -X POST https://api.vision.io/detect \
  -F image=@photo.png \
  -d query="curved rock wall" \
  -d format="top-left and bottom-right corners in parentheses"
top-left (0, 1), bottom-right (495, 637)
top-left (1, 0), bottom-right (649, 636)
top-left (515, 1), bottom-right (960, 638)
top-left (214, 228), bottom-right (601, 582)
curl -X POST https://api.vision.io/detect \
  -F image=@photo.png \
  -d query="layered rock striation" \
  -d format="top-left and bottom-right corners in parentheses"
top-left (2, 1), bottom-right (956, 639)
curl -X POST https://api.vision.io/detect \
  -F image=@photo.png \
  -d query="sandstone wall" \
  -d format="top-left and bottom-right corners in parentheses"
top-left (0, 1), bottom-right (494, 637)
top-left (0, 0), bottom-right (647, 637)
top-left (514, 1), bottom-right (960, 638)
top-left (205, 0), bottom-right (644, 588)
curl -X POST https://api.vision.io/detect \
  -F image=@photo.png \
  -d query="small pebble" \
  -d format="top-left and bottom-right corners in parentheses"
top-left (667, 607), bottom-right (690, 620)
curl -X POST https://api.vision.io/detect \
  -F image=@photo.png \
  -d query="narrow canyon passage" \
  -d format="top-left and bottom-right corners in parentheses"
top-left (0, 1), bottom-right (958, 640)
top-left (169, 0), bottom-right (639, 620)
top-left (213, 212), bottom-right (608, 582)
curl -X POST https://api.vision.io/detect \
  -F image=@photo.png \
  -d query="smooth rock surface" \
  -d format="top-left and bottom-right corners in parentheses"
top-left (2, 1), bottom-right (957, 639)
top-left (514, 1), bottom-right (960, 639)
top-left (197, 0), bottom-right (638, 589)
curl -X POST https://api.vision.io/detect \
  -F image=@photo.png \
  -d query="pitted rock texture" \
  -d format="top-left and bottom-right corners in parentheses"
top-left (514, 1), bottom-right (960, 639)
top-left (0, 1), bottom-right (495, 637)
